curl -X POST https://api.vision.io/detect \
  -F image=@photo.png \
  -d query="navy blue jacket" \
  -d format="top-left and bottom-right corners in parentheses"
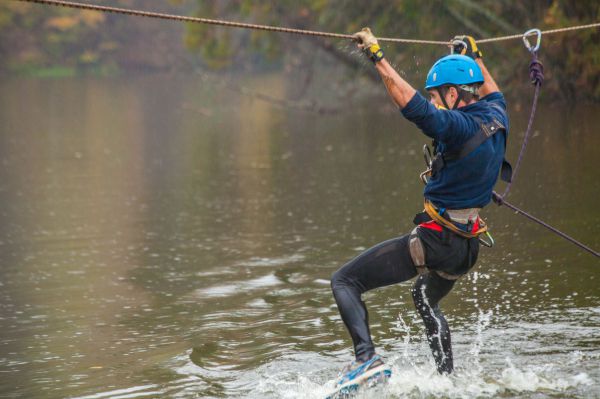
top-left (401, 91), bottom-right (509, 209)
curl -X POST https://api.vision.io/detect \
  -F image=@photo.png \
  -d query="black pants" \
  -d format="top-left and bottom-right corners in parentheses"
top-left (330, 231), bottom-right (477, 374)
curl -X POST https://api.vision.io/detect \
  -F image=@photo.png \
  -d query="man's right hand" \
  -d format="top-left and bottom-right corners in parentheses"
top-left (452, 35), bottom-right (482, 59)
top-left (354, 27), bottom-right (378, 48)
top-left (354, 27), bottom-right (384, 63)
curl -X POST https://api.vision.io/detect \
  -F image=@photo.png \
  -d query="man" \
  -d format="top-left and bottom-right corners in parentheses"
top-left (330, 28), bottom-right (510, 387)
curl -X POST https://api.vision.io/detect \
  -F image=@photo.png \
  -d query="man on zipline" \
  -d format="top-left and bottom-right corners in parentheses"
top-left (330, 29), bottom-right (510, 388)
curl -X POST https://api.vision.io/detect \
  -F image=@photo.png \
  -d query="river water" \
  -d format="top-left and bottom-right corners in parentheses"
top-left (0, 74), bottom-right (598, 398)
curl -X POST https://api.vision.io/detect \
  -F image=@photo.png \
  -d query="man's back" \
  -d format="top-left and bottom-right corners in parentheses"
top-left (402, 91), bottom-right (509, 209)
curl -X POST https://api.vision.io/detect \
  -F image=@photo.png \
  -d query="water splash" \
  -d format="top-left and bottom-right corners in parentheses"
top-left (395, 314), bottom-right (412, 359)
top-left (498, 358), bottom-right (593, 393)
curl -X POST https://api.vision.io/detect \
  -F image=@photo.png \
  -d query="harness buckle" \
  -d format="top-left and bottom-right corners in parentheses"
top-left (522, 28), bottom-right (541, 53)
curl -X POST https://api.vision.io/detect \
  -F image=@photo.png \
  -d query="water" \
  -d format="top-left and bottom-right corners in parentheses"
top-left (0, 74), bottom-right (598, 398)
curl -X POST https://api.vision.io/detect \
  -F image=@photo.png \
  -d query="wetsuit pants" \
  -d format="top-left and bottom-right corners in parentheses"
top-left (330, 233), bottom-right (459, 374)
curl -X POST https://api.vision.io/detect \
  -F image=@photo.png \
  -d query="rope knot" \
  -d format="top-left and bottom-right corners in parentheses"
top-left (529, 53), bottom-right (544, 86)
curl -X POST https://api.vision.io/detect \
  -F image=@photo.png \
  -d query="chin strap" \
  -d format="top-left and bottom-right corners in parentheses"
top-left (452, 88), bottom-right (464, 109)
top-left (436, 85), bottom-right (464, 110)
top-left (436, 87), bottom-right (451, 110)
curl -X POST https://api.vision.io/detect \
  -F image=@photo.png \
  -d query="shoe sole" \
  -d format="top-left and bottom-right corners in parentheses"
top-left (325, 365), bottom-right (391, 399)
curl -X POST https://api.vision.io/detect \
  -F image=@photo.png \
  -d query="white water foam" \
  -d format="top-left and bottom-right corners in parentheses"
top-left (250, 285), bottom-right (597, 398)
top-left (252, 358), bottom-right (592, 398)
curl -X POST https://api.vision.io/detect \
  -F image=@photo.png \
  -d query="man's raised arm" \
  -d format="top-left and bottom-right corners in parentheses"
top-left (354, 28), bottom-right (416, 109)
top-left (476, 58), bottom-right (499, 97)
top-left (452, 35), bottom-right (499, 97)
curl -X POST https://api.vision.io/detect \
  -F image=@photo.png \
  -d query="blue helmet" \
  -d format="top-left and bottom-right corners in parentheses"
top-left (425, 54), bottom-right (484, 90)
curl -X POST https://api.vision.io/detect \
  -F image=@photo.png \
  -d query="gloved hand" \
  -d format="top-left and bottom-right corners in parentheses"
top-left (452, 35), bottom-right (482, 59)
top-left (354, 27), bottom-right (384, 63)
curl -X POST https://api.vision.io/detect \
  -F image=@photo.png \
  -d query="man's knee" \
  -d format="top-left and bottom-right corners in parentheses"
top-left (330, 268), bottom-right (346, 291)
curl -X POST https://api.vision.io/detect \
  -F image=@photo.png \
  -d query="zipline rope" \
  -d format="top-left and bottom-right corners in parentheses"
top-left (15, 0), bottom-right (445, 44)
top-left (499, 48), bottom-right (544, 199)
top-left (490, 40), bottom-right (599, 259)
top-left (492, 192), bottom-right (600, 258)
top-left (478, 22), bottom-right (600, 43)
top-left (15, 0), bottom-right (600, 45)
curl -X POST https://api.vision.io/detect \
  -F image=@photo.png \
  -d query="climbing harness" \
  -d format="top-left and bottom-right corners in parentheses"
top-left (409, 201), bottom-right (484, 279)
top-left (15, 0), bottom-right (600, 47)
top-left (416, 180), bottom-right (495, 248)
top-left (422, 200), bottom-right (488, 238)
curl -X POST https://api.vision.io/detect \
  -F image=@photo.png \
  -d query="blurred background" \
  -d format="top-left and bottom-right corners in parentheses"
top-left (1, 0), bottom-right (599, 100)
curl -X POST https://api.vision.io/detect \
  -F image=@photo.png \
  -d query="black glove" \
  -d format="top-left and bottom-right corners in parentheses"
top-left (452, 35), bottom-right (482, 59)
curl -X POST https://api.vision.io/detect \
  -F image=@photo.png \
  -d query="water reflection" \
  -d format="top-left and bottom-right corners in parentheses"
top-left (0, 75), bottom-right (598, 398)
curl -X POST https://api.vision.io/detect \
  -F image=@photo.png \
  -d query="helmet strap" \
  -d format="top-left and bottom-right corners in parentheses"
top-left (436, 86), bottom-right (452, 110)
top-left (436, 85), bottom-right (465, 110)
top-left (452, 87), bottom-right (464, 110)
top-left (437, 85), bottom-right (466, 110)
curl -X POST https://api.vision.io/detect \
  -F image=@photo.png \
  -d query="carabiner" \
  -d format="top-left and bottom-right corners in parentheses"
top-left (422, 144), bottom-right (433, 168)
top-left (419, 144), bottom-right (434, 184)
top-left (420, 169), bottom-right (431, 185)
top-left (478, 231), bottom-right (495, 248)
top-left (522, 28), bottom-right (541, 53)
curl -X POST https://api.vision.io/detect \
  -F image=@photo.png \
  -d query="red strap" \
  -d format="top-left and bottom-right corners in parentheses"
top-left (419, 220), bottom-right (443, 232)
top-left (420, 218), bottom-right (481, 234)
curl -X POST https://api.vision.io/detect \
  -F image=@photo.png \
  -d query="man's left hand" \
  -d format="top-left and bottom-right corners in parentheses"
top-left (452, 35), bottom-right (482, 59)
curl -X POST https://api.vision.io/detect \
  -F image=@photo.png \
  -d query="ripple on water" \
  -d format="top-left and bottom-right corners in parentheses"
top-left (190, 273), bottom-right (282, 298)
top-left (235, 254), bottom-right (306, 267)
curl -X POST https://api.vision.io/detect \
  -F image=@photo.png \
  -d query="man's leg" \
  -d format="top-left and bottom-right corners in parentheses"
top-left (411, 272), bottom-right (456, 374)
top-left (331, 235), bottom-right (417, 362)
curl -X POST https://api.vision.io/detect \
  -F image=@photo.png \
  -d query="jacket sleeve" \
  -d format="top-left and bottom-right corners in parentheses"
top-left (401, 92), bottom-right (479, 147)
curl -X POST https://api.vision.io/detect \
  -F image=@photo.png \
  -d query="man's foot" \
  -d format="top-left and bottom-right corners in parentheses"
top-left (335, 355), bottom-right (391, 388)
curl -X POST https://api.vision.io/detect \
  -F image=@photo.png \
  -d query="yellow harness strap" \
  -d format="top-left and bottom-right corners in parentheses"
top-left (423, 200), bottom-right (488, 239)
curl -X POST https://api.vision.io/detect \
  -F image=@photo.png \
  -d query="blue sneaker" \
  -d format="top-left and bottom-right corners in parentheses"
top-left (326, 355), bottom-right (391, 398)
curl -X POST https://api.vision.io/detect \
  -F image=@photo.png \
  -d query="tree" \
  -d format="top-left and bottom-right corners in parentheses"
top-left (185, 0), bottom-right (600, 101)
